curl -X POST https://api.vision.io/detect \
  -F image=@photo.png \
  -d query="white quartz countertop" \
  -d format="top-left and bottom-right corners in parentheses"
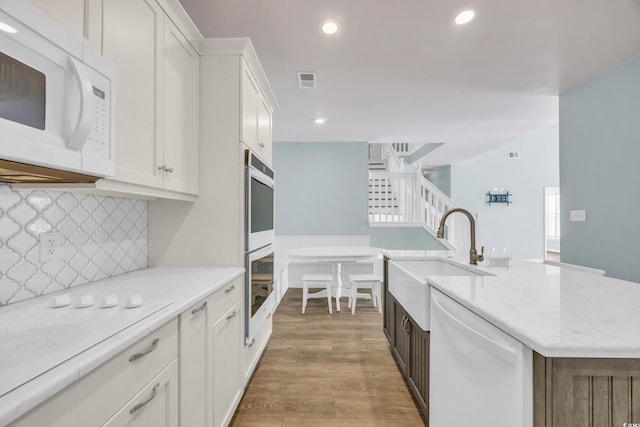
top-left (384, 250), bottom-right (640, 359)
top-left (0, 267), bottom-right (243, 426)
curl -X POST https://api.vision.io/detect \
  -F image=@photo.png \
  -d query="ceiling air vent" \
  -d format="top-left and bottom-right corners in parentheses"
top-left (297, 72), bottom-right (317, 88)
top-left (508, 151), bottom-right (520, 159)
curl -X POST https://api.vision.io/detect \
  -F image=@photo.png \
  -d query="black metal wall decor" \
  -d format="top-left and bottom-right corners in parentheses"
top-left (486, 190), bottom-right (511, 205)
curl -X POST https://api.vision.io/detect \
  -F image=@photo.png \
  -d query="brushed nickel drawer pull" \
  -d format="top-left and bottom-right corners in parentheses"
top-left (129, 383), bottom-right (160, 414)
top-left (224, 284), bottom-right (235, 294)
top-left (129, 338), bottom-right (159, 362)
top-left (191, 301), bottom-right (207, 315)
top-left (226, 310), bottom-right (238, 321)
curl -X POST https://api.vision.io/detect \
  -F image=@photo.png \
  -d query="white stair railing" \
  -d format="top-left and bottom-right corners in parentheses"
top-left (368, 145), bottom-right (459, 248)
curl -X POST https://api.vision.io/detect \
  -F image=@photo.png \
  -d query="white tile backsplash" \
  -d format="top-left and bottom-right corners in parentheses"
top-left (0, 185), bottom-right (147, 306)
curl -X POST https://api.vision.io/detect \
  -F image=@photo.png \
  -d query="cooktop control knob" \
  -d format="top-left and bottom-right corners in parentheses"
top-left (76, 295), bottom-right (95, 308)
top-left (52, 294), bottom-right (71, 308)
top-left (101, 294), bottom-right (119, 308)
top-left (126, 294), bottom-right (143, 308)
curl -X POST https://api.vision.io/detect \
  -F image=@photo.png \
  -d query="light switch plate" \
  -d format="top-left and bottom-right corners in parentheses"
top-left (570, 210), bottom-right (587, 222)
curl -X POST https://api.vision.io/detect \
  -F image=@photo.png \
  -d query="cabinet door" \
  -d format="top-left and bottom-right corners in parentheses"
top-left (257, 96), bottom-right (272, 163)
top-left (179, 300), bottom-right (209, 427)
top-left (393, 302), bottom-right (409, 374)
top-left (212, 300), bottom-right (243, 427)
top-left (408, 320), bottom-right (429, 418)
top-left (102, 0), bottom-right (164, 189)
top-left (103, 359), bottom-right (179, 427)
top-left (28, 0), bottom-right (102, 49)
top-left (240, 60), bottom-right (259, 152)
top-left (162, 17), bottom-right (199, 195)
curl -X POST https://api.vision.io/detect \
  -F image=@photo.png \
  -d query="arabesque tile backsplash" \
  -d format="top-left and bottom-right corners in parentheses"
top-left (0, 185), bottom-right (147, 306)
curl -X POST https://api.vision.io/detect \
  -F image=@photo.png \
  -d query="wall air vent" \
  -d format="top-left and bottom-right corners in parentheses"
top-left (508, 151), bottom-right (520, 159)
top-left (297, 72), bottom-right (317, 88)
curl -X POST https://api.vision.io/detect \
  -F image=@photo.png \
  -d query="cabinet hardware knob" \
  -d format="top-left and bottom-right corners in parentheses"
top-left (129, 383), bottom-right (160, 414)
top-left (224, 284), bottom-right (235, 294)
top-left (226, 310), bottom-right (238, 321)
top-left (167, 166), bottom-right (174, 174)
top-left (191, 301), bottom-right (207, 315)
top-left (158, 165), bottom-right (167, 172)
top-left (259, 143), bottom-right (265, 148)
top-left (129, 338), bottom-right (159, 362)
top-left (247, 338), bottom-right (256, 347)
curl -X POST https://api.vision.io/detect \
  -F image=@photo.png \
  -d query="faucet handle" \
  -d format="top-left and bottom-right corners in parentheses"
top-left (478, 246), bottom-right (485, 262)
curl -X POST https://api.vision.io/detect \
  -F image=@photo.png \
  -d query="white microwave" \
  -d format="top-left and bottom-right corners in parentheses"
top-left (0, 0), bottom-right (115, 182)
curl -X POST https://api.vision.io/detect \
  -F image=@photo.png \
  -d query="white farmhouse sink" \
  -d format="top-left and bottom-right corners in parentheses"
top-left (388, 258), bottom-right (492, 331)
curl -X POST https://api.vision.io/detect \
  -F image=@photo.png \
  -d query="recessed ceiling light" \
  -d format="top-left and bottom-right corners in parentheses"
top-left (315, 117), bottom-right (327, 125)
top-left (454, 10), bottom-right (475, 25)
top-left (321, 19), bottom-right (338, 35)
top-left (0, 22), bottom-right (18, 34)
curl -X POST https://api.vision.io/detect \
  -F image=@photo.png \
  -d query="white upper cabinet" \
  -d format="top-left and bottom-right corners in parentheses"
top-left (257, 96), bottom-right (273, 159)
top-left (102, 0), bottom-right (164, 190)
top-left (241, 60), bottom-right (260, 151)
top-left (240, 57), bottom-right (274, 164)
top-left (102, 0), bottom-right (200, 199)
top-left (162, 18), bottom-right (199, 195)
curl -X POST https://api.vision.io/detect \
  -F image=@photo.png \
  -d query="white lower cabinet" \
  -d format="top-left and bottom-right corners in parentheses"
top-left (10, 319), bottom-right (179, 427)
top-left (178, 277), bottom-right (244, 427)
top-left (179, 299), bottom-right (209, 427)
top-left (103, 359), bottom-right (179, 427)
top-left (212, 299), bottom-right (243, 427)
top-left (243, 310), bottom-right (272, 384)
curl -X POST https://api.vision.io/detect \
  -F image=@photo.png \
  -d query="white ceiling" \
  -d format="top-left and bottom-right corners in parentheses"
top-left (178, 0), bottom-right (640, 165)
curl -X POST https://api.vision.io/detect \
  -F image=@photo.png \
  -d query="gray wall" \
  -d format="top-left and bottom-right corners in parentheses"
top-left (451, 124), bottom-right (559, 259)
top-left (559, 54), bottom-right (640, 282)
top-left (273, 141), bottom-right (447, 250)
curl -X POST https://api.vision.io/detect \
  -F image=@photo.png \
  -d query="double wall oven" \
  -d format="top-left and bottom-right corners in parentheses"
top-left (244, 150), bottom-right (275, 343)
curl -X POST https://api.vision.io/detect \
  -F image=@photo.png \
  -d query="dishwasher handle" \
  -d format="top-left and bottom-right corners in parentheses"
top-left (431, 293), bottom-right (517, 366)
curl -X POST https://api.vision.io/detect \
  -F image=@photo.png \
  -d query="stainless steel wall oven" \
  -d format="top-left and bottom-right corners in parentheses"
top-left (244, 150), bottom-right (275, 343)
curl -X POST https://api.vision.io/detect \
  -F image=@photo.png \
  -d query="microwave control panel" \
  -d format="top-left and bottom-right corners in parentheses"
top-left (83, 67), bottom-right (112, 161)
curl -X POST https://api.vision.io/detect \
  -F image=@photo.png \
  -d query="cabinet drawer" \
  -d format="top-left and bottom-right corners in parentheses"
top-left (11, 319), bottom-right (178, 427)
top-left (208, 277), bottom-right (243, 320)
top-left (103, 358), bottom-right (179, 426)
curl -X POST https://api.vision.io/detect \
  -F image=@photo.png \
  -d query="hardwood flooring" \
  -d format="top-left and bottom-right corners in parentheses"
top-left (230, 288), bottom-right (424, 426)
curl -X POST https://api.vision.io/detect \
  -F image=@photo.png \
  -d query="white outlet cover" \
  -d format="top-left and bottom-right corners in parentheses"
top-left (40, 232), bottom-right (64, 262)
top-left (570, 210), bottom-right (587, 222)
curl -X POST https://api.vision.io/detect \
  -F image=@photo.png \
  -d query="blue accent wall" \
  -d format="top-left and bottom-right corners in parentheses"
top-left (426, 165), bottom-right (451, 197)
top-left (559, 54), bottom-right (640, 282)
top-left (273, 141), bottom-right (447, 250)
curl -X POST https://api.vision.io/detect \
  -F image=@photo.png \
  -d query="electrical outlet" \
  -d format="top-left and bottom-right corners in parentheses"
top-left (40, 232), bottom-right (64, 262)
top-left (569, 210), bottom-right (587, 222)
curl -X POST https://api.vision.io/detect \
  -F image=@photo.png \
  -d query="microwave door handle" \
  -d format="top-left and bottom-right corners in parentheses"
top-left (66, 57), bottom-right (94, 151)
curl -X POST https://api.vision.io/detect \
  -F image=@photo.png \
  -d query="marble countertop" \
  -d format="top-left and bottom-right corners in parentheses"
top-left (384, 250), bottom-right (640, 359)
top-left (0, 267), bottom-right (243, 426)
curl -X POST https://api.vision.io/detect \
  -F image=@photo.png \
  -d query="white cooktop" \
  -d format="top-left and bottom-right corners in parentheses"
top-left (0, 292), bottom-right (171, 397)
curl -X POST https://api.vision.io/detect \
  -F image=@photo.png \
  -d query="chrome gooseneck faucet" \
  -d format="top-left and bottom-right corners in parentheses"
top-left (436, 208), bottom-right (485, 265)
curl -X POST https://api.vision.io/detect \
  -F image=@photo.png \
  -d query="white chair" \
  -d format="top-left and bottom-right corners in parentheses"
top-left (301, 274), bottom-right (333, 314)
top-left (348, 274), bottom-right (383, 314)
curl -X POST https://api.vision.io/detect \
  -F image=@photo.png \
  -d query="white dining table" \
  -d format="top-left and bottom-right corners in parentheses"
top-left (286, 246), bottom-right (383, 311)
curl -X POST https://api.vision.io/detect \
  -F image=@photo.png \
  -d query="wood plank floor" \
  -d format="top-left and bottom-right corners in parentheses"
top-left (230, 288), bottom-right (424, 426)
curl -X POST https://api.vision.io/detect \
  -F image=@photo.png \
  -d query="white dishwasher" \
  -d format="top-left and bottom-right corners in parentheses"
top-left (429, 289), bottom-right (533, 427)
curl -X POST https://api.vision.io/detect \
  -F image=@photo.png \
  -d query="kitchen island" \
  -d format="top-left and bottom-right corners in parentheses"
top-left (384, 250), bottom-right (640, 426)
